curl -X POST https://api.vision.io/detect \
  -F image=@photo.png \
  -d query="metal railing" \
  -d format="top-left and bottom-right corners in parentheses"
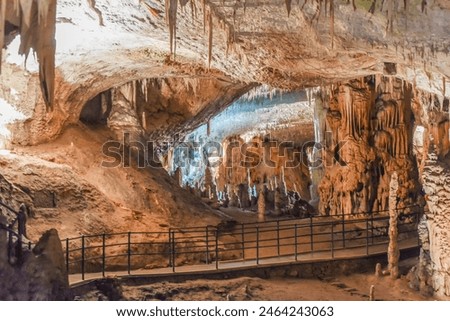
top-left (0, 201), bottom-right (30, 265)
top-left (63, 209), bottom-right (422, 280)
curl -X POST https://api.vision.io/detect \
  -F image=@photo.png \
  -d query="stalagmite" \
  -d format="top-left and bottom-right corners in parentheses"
top-left (173, 167), bottom-right (182, 187)
top-left (257, 183), bottom-right (266, 222)
top-left (375, 263), bottom-right (382, 277)
top-left (274, 187), bottom-right (281, 216)
top-left (204, 167), bottom-right (217, 202)
top-left (369, 285), bottom-right (375, 301)
top-left (388, 172), bottom-right (400, 279)
top-left (229, 184), bottom-right (239, 207)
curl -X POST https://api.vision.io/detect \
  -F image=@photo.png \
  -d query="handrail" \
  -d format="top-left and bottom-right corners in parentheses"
top-left (63, 209), bottom-right (423, 281)
top-left (0, 201), bottom-right (26, 265)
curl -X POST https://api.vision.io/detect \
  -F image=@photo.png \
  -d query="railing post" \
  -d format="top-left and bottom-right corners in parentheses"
top-left (310, 215), bottom-right (314, 252)
top-left (215, 229), bottom-right (219, 270)
top-left (205, 226), bottom-right (209, 265)
top-left (342, 213), bottom-right (346, 248)
top-left (294, 224), bottom-right (298, 262)
top-left (371, 211), bottom-right (374, 244)
top-left (331, 221), bottom-right (334, 259)
top-left (65, 238), bottom-right (69, 274)
top-left (171, 230), bottom-right (176, 273)
top-left (168, 229), bottom-right (172, 267)
top-left (256, 226), bottom-right (260, 265)
top-left (241, 224), bottom-right (245, 260)
top-left (277, 220), bottom-right (280, 256)
top-left (17, 233), bottom-right (23, 265)
top-left (7, 230), bottom-right (12, 263)
top-left (81, 235), bottom-right (85, 281)
top-left (366, 216), bottom-right (369, 256)
top-left (102, 234), bottom-right (106, 277)
top-left (127, 232), bottom-right (131, 275)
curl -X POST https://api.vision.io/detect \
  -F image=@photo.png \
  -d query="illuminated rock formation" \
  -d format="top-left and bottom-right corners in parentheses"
top-left (318, 76), bottom-right (421, 216)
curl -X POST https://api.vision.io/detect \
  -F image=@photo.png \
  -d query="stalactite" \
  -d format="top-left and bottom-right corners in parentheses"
top-left (443, 77), bottom-right (446, 98)
top-left (165, 0), bottom-right (178, 56)
top-left (142, 112), bottom-right (147, 130)
top-left (330, 0), bottom-right (334, 49)
top-left (202, 0), bottom-right (206, 33)
top-left (190, 0), bottom-right (196, 20)
top-left (0, 0), bottom-right (57, 110)
top-left (0, 0), bottom-right (6, 73)
top-left (285, 0), bottom-right (292, 16)
top-left (37, 0), bottom-right (57, 110)
top-left (87, 0), bottom-right (104, 26)
top-left (140, 78), bottom-right (149, 102)
top-left (421, 0), bottom-right (427, 13)
top-left (386, 0), bottom-right (394, 33)
top-left (207, 8), bottom-right (213, 68)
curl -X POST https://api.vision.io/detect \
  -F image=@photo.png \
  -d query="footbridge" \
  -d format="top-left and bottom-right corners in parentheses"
top-left (63, 209), bottom-right (421, 286)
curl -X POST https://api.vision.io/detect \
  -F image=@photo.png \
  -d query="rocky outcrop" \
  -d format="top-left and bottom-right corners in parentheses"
top-left (0, 228), bottom-right (70, 300)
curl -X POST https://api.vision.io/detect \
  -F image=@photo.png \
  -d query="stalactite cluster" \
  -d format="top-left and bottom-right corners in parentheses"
top-left (318, 76), bottom-right (421, 216)
top-left (0, 0), bottom-right (57, 110)
top-left (204, 135), bottom-right (313, 217)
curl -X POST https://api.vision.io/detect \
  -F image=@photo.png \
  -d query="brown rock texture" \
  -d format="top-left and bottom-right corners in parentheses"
top-left (318, 76), bottom-right (421, 216)
top-left (0, 228), bottom-right (70, 300)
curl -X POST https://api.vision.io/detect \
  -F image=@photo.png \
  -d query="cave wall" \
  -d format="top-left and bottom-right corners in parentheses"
top-left (318, 76), bottom-right (422, 216)
top-left (412, 89), bottom-right (450, 298)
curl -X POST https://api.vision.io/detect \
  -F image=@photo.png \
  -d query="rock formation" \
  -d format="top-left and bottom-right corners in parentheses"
top-left (0, 227), bottom-right (70, 300)
top-left (0, 0), bottom-right (450, 300)
top-left (388, 171), bottom-right (399, 279)
top-left (318, 77), bottom-right (421, 216)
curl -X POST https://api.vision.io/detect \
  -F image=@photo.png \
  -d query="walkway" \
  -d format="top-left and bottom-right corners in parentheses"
top-left (69, 236), bottom-right (419, 286)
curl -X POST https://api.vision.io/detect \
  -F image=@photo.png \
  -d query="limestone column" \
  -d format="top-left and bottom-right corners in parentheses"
top-left (258, 184), bottom-right (266, 222)
top-left (388, 171), bottom-right (400, 279)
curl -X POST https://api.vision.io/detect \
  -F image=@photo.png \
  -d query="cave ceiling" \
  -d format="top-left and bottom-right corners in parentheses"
top-left (0, 0), bottom-right (449, 144)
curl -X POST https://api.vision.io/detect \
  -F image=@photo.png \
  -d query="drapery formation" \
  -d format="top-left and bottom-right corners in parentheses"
top-left (0, 0), bottom-right (57, 110)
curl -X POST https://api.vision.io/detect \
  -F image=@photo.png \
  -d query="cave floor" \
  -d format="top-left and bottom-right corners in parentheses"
top-left (76, 258), bottom-right (430, 301)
